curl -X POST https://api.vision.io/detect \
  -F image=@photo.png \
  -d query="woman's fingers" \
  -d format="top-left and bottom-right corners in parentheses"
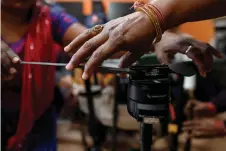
top-left (64, 29), bottom-right (101, 55)
top-left (185, 44), bottom-right (223, 77)
top-left (118, 49), bottom-right (149, 68)
top-left (186, 46), bottom-right (207, 77)
top-left (66, 32), bottom-right (107, 70)
top-left (82, 38), bottom-right (122, 79)
top-left (1, 51), bottom-right (18, 76)
top-left (1, 51), bottom-right (11, 73)
top-left (6, 48), bottom-right (20, 64)
top-left (1, 41), bottom-right (20, 76)
top-left (209, 44), bottom-right (224, 58)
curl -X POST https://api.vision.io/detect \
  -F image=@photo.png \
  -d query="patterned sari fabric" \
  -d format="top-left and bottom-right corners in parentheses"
top-left (7, 4), bottom-right (56, 150)
top-left (2, 3), bottom-right (78, 150)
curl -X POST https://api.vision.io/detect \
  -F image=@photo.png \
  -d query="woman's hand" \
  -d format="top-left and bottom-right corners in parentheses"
top-left (183, 119), bottom-right (226, 138)
top-left (154, 31), bottom-right (224, 77)
top-left (64, 12), bottom-right (156, 79)
top-left (184, 100), bottom-right (217, 118)
top-left (1, 40), bottom-right (20, 81)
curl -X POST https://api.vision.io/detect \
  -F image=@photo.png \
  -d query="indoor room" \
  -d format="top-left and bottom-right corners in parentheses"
top-left (1, 0), bottom-right (226, 151)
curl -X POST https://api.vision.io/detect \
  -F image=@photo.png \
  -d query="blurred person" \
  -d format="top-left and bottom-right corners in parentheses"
top-left (1, 0), bottom-right (86, 150)
top-left (184, 89), bottom-right (226, 118)
top-left (182, 16), bottom-right (226, 139)
top-left (182, 118), bottom-right (226, 138)
top-left (64, 0), bottom-right (226, 79)
top-left (183, 89), bottom-right (226, 138)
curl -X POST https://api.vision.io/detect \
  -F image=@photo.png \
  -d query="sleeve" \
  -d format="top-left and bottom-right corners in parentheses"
top-left (50, 4), bottom-right (79, 44)
top-left (212, 89), bottom-right (226, 113)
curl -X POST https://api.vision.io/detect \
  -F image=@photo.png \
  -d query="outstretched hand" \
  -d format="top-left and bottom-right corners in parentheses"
top-left (64, 12), bottom-right (155, 79)
top-left (64, 12), bottom-right (223, 80)
top-left (154, 31), bottom-right (224, 77)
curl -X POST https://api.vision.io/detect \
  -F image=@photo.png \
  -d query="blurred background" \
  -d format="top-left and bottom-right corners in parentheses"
top-left (44, 0), bottom-right (226, 151)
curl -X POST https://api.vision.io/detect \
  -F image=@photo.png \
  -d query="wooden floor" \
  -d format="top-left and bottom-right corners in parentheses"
top-left (56, 120), bottom-right (132, 151)
top-left (58, 143), bottom-right (84, 151)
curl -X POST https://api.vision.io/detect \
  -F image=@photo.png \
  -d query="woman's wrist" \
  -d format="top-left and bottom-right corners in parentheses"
top-left (149, 0), bottom-right (181, 31)
top-left (129, 11), bottom-right (157, 40)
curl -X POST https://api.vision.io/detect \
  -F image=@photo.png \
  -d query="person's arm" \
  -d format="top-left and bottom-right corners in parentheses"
top-left (50, 3), bottom-right (86, 47)
top-left (49, 3), bottom-right (86, 85)
top-left (64, 0), bottom-right (225, 79)
top-left (150, 0), bottom-right (226, 30)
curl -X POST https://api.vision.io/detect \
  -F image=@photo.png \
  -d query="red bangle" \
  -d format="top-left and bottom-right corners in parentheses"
top-left (132, 1), bottom-right (165, 30)
top-left (132, 0), bottom-right (164, 43)
top-left (147, 4), bottom-right (165, 30)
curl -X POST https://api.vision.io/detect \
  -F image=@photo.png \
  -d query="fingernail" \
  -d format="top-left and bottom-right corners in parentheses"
top-left (12, 57), bottom-right (20, 63)
top-left (82, 72), bottom-right (88, 80)
top-left (64, 46), bottom-right (70, 52)
top-left (10, 68), bottom-right (17, 74)
top-left (66, 64), bottom-right (73, 70)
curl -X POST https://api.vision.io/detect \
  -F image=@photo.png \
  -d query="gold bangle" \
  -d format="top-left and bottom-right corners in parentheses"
top-left (139, 6), bottom-right (162, 43)
top-left (135, 5), bottom-right (162, 43)
top-left (144, 5), bottom-right (162, 43)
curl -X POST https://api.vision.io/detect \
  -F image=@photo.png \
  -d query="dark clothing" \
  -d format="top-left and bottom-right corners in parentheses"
top-left (212, 89), bottom-right (226, 113)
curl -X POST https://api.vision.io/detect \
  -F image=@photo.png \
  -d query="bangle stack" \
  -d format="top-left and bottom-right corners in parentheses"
top-left (132, 0), bottom-right (164, 43)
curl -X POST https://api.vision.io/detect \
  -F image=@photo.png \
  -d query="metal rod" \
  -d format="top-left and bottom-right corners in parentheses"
top-left (140, 122), bottom-right (152, 151)
top-left (20, 61), bottom-right (133, 74)
top-left (21, 61), bottom-right (68, 66)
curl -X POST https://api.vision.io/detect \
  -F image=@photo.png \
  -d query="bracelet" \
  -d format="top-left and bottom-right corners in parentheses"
top-left (136, 6), bottom-right (162, 43)
top-left (146, 4), bottom-right (165, 30)
top-left (133, 1), bottom-right (164, 43)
